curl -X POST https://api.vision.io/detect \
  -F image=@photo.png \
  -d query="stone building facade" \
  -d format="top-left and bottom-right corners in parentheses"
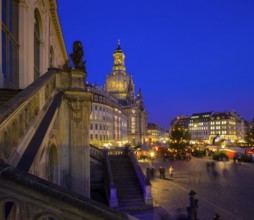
top-left (87, 84), bottom-right (127, 148)
top-left (105, 42), bottom-right (147, 146)
top-left (0, 0), bottom-right (92, 202)
top-left (0, 1), bottom-right (149, 218)
top-left (1, 0), bottom-right (68, 89)
top-left (170, 111), bottom-right (245, 144)
top-left (189, 112), bottom-right (213, 144)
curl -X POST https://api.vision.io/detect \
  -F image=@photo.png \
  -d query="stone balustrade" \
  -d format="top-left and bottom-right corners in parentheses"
top-left (0, 69), bottom-right (60, 164)
top-left (0, 160), bottom-right (130, 220)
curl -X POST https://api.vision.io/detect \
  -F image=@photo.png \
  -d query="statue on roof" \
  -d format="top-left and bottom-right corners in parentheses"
top-left (70, 41), bottom-right (86, 71)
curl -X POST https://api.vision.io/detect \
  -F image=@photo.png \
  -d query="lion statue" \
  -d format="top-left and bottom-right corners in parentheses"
top-left (70, 41), bottom-right (86, 71)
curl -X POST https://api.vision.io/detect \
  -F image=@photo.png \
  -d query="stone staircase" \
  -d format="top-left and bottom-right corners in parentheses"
top-left (0, 88), bottom-right (21, 106)
top-left (109, 154), bottom-right (149, 211)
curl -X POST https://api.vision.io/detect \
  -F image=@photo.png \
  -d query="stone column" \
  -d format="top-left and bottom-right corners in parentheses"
top-left (64, 69), bottom-right (92, 197)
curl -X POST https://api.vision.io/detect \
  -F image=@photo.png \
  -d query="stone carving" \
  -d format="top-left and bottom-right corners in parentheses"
top-left (69, 100), bottom-right (84, 128)
top-left (70, 41), bottom-right (86, 71)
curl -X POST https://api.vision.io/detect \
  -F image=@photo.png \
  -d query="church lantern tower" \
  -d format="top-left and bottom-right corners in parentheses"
top-left (104, 41), bottom-right (134, 100)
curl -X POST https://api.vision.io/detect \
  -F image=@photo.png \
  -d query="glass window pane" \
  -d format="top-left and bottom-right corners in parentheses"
top-left (2, 31), bottom-right (7, 79)
top-left (2, 0), bottom-right (7, 25)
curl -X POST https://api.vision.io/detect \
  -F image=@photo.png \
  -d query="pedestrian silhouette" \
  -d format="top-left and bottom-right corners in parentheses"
top-left (162, 167), bottom-right (166, 179)
top-left (159, 166), bottom-right (164, 179)
top-left (169, 165), bottom-right (174, 178)
top-left (150, 167), bottom-right (155, 179)
top-left (233, 156), bottom-right (236, 164)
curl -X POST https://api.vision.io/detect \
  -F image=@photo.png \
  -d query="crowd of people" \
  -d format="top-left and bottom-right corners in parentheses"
top-left (146, 164), bottom-right (174, 182)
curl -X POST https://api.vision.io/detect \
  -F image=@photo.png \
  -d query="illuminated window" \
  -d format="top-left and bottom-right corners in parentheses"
top-left (49, 46), bottom-right (54, 67)
top-left (131, 117), bottom-right (135, 133)
top-left (34, 9), bottom-right (41, 80)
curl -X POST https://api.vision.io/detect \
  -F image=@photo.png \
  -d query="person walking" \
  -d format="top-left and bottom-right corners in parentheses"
top-left (159, 166), bottom-right (163, 179)
top-left (162, 166), bottom-right (165, 179)
top-left (169, 165), bottom-right (174, 178)
top-left (233, 156), bottom-right (236, 164)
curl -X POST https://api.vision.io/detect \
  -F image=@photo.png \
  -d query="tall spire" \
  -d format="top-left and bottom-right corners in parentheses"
top-left (137, 88), bottom-right (144, 110)
top-left (137, 88), bottom-right (142, 99)
top-left (128, 76), bottom-right (134, 92)
top-left (115, 39), bottom-right (122, 52)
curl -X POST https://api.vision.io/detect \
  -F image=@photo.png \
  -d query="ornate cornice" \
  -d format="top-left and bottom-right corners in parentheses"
top-left (48, 0), bottom-right (68, 61)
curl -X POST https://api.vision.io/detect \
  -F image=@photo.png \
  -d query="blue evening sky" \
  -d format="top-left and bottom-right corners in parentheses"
top-left (58, 0), bottom-right (254, 130)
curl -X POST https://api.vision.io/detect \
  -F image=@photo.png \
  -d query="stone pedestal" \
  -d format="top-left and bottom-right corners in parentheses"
top-left (63, 69), bottom-right (92, 197)
top-left (70, 69), bottom-right (86, 89)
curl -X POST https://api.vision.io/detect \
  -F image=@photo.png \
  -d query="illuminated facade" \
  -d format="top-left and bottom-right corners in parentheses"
top-left (209, 111), bottom-right (244, 143)
top-left (189, 112), bottom-right (213, 144)
top-left (105, 42), bottom-right (147, 146)
top-left (169, 115), bottom-right (189, 133)
top-left (87, 84), bottom-right (127, 147)
top-left (147, 123), bottom-right (164, 144)
top-left (170, 111), bottom-right (245, 144)
top-left (105, 41), bottom-right (133, 100)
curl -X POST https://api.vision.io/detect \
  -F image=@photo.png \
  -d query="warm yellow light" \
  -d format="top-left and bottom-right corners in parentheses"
top-left (150, 152), bottom-right (155, 158)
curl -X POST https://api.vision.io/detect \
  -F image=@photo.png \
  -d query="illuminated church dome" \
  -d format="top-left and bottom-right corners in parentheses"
top-left (105, 41), bottom-right (134, 100)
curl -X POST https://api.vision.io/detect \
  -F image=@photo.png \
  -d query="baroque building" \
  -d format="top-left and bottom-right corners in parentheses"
top-left (87, 84), bottom-right (127, 148)
top-left (105, 42), bottom-right (147, 146)
top-left (0, 0), bottom-right (92, 198)
top-left (0, 2), bottom-right (153, 219)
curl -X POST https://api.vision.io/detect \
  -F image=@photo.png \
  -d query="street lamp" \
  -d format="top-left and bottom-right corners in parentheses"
top-left (150, 152), bottom-right (155, 166)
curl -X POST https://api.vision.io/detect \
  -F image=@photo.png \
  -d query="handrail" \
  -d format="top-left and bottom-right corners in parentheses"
top-left (17, 92), bottom-right (63, 171)
top-left (104, 150), bottom-right (118, 207)
top-left (128, 149), bottom-right (153, 205)
top-left (104, 151), bottom-right (114, 187)
top-left (0, 68), bottom-right (59, 124)
top-left (90, 145), bottom-right (104, 161)
top-left (129, 150), bottom-right (149, 188)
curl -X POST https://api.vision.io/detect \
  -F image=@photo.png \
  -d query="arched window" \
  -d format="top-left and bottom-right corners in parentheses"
top-left (1, 0), bottom-right (19, 88)
top-left (0, 200), bottom-right (23, 220)
top-left (34, 10), bottom-right (41, 80)
top-left (131, 117), bottom-right (135, 134)
top-left (49, 46), bottom-right (54, 67)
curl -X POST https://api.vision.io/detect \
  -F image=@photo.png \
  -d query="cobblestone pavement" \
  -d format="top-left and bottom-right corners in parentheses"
top-left (139, 156), bottom-right (254, 220)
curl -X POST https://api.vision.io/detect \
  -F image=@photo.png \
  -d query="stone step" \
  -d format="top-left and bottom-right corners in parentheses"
top-left (118, 200), bottom-right (145, 206)
top-left (117, 204), bottom-right (153, 212)
top-left (114, 178), bottom-right (139, 184)
top-left (118, 193), bottom-right (143, 199)
top-left (117, 188), bottom-right (143, 194)
top-left (111, 167), bottom-right (133, 170)
top-left (0, 89), bottom-right (21, 106)
top-left (117, 202), bottom-right (147, 211)
top-left (113, 174), bottom-right (137, 178)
